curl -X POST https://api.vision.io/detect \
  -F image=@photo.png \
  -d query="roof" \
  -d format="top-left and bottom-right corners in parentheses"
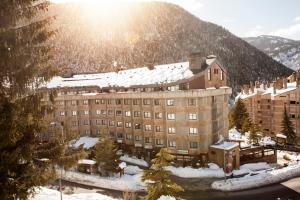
top-left (276, 133), bottom-right (287, 139)
top-left (210, 141), bottom-right (239, 150)
top-left (78, 159), bottom-right (96, 165)
top-left (237, 81), bottom-right (297, 100)
top-left (44, 57), bottom-right (219, 89)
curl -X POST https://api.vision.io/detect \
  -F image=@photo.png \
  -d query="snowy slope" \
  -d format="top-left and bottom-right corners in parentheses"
top-left (244, 35), bottom-right (300, 70)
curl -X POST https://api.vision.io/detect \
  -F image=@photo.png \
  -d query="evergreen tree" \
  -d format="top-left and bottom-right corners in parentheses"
top-left (141, 148), bottom-right (184, 200)
top-left (281, 106), bottom-right (296, 144)
top-left (95, 135), bottom-right (119, 176)
top-left (249, 124), bottom-right (261, 145)
top-left (0, 1), bottom-right (57, 198)
top-left (229, 98), bottom-right (251, 133)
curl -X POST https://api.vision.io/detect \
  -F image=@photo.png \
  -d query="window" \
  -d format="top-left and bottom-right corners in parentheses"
top-left (290, 101), bottom-right (296, 104)
top-left (109, 121), bottom-right (115, 126)
top-left (58, 101), bottom-right (64, 106)
top-left (108, 110), bottom-right (114, 115)
top-left (134, 111), bottom-right (141, 117)
top-left (155, 112), bottom-right (163, 119)
top-left (71, 100), bottom-right (77, 106)
top-left (214, 68), bottom-right (218, 74)
top-left (126, 134), bottom-right (132, 140)
top-left (208, 69), bottom-right (211, 80)
top-left (135, 135), bottom-right (142, 141)
top-left (72, 121), bottom-right (79, 126)
top-left (83, 120), bottom-right (90, 125)
top-left (60, 111), bottom-right (65, 116)
top-left (101, 99), bottom-right (106, 104)
top-left (96, 120), bottom-right (101, 125)
top-left (95, 99), bottom-right (100, 104)
top-left (83, 110), bottom-right (89, 115)
top-left (190, 142), bottom-right (198, 149)
top-left (96, 110), bottom-right (101, 115)
top-left (143, 99), bottom-right (151, 105)
top-left (144, 112), bottom-right (151, 118)
top-left (291, 114), bottom-right (296, 119)
top-left (167, 85), bottom-right (179, 91)
top-left (145, 125), bottom-right (152, 131)
top-left (124, 99), bottom-right (131, 105)
top-left (117, 121), bottom-right (123, 127)
top-left (101, 110), bottom-right (107, 115)
top-left (83, 100), bottom-right (89, 105)
top-left (188, 113), bottom-right (197, 120)
top-left (188, 98), bottom-right (196, 106)
top-left (125, 111), bottom-right (131, 117)
top-left (107, 99), bottom-right (112, 104)
top-left (117, 133), bottom-right (123, 139)
top-left (101, 120), bottom-right (107, 125)
top-left (72, 110), bottom-right (77, 116)
top-left (116, 110), bottom-right (122, 116)
top-left (96, 130), bottom-right (101, 135)
top-left (168, 127), bottom-right (176, 134)
top-left (135, 123), bottom-right (141, 129)
top-left (156, 126), bottom-right (163, 132)
top-left (189, 128), bottom-right (198, 134)
top-left (115, 99), bottom-right (122, 105)
top-left (220, 70), bottom-right (224, 80)
top-left (166, 99), bottom-right (175, 106)
top-left (156, 139), bottom-right (164, 145)
top-left (125, 122), bottom-right (132, 128)
top-left (167, 113), bottom-right (176, 120)
top-left (145, 137), bottom-right (151, 143)
top-left (133, 99), bottom-right (140, 105)
top-left (84, 130), bottom-right (90, 135)
top-left (168, 140), bottom-right (176, 147)
top-left (154, 99), bottom-right (161, 106)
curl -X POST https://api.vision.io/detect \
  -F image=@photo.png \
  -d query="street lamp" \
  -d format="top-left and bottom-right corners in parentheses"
top-left (50, 121), bottom-right (64, 200)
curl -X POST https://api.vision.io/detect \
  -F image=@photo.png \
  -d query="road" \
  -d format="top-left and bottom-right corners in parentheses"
top-left (51, 177), bottom-right (300, 200)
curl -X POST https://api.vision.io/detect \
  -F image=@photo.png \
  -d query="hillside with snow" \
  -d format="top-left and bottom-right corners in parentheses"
top-left (45, 2), bottom-right (292, 90)
top-left (244, 35), bottom-right (300, 70)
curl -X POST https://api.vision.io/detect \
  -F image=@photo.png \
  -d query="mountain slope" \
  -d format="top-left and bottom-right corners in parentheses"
top-left (244, 35), bottom-right (300, 70)
top-left (48, 2), bottom-right (292, 90)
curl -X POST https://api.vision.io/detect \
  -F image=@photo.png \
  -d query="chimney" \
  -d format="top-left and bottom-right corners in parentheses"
top-left (188, 52), bottom-right (206, 74)
top-left (283, 78), bottom-right (287, 89)
top-left (273, 81), bottom-right (276, 94)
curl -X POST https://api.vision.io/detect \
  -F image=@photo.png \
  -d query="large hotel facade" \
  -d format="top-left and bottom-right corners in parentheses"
top-left (238, 71), bottom-right (300, 143)
top-left (41, 54), bottom-right (232, 161)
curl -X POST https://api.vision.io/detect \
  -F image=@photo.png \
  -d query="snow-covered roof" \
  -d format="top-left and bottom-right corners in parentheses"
top-left (71, 136), bottom-right (99, 149)
top-left (210, 141), bottom-right (239, 150)
top-left (237, 81), bottom-right (298, 100)
top-left (276, 133), bottom-right (287, 139)
top-left (46, 62), bottom-right (195, 89)
top-left (78, 159), bottom-right (96, 165)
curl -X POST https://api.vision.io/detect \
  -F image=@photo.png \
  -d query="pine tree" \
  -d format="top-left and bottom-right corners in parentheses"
top-left (249, 124), bottom-right (261, 145)
top-left (95, 135), bottom-right (119, 176)
top-left (229, 98), bottom-right (251, 133)
top-left (281, 106), bottom-right (296, 144)
top-left (141, 148), bottom-right (184, 200)
top-left (241, 117), bottom-right (252, 134)
top-left (0, 1), bottom-right (57, 198)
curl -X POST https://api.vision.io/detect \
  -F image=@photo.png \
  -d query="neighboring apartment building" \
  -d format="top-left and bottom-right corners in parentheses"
top-left (238, 71), bottom-right (300, 143)
top-left (41, 54), bottom-right (231, 161)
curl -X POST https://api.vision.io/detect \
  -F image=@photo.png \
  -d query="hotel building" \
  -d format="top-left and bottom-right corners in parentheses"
top-left (41, 54), bottom-right (232, 161)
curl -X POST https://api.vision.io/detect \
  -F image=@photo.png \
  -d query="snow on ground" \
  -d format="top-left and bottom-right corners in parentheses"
top-left (232, 162), bottom-right (271, 176)
top-left (277, 150), bottom-right (300, 165)
top-left (31, 187), bottom-right (117, 200)
top-left (120, 154), bottom-right (149, 167)
top-left (62, 170), bottom-right (144, 191)
top-left (124, 165), bottom-right (143, 175)
top-left (71, 137), bottom-right (99, 149)
top-left (165, 164), bottom-right (225, 178)
top-left (228, 128), bottom-right (276, 147)
top-left (212, 163), bottom-right (300, 191)
top-left (157, 195), bottom-right (176, 200)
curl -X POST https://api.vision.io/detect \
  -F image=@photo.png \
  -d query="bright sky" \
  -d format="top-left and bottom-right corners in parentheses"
top-left (51, 0), bottom-right (300, 40)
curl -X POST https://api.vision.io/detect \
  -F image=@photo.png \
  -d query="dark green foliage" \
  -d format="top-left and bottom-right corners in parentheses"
top-left (0, 0), bottom-right (57, 199)
top-left (142, 148), bottom-right (184, 200)
top-left (229, 98), bottom-right (252, 134)
top-left (95, 136), bottom-right (119, 176)
top-left (249, 124), bottom-right (262, 145)
top-left (281, 106), bottom-right (296, 144)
